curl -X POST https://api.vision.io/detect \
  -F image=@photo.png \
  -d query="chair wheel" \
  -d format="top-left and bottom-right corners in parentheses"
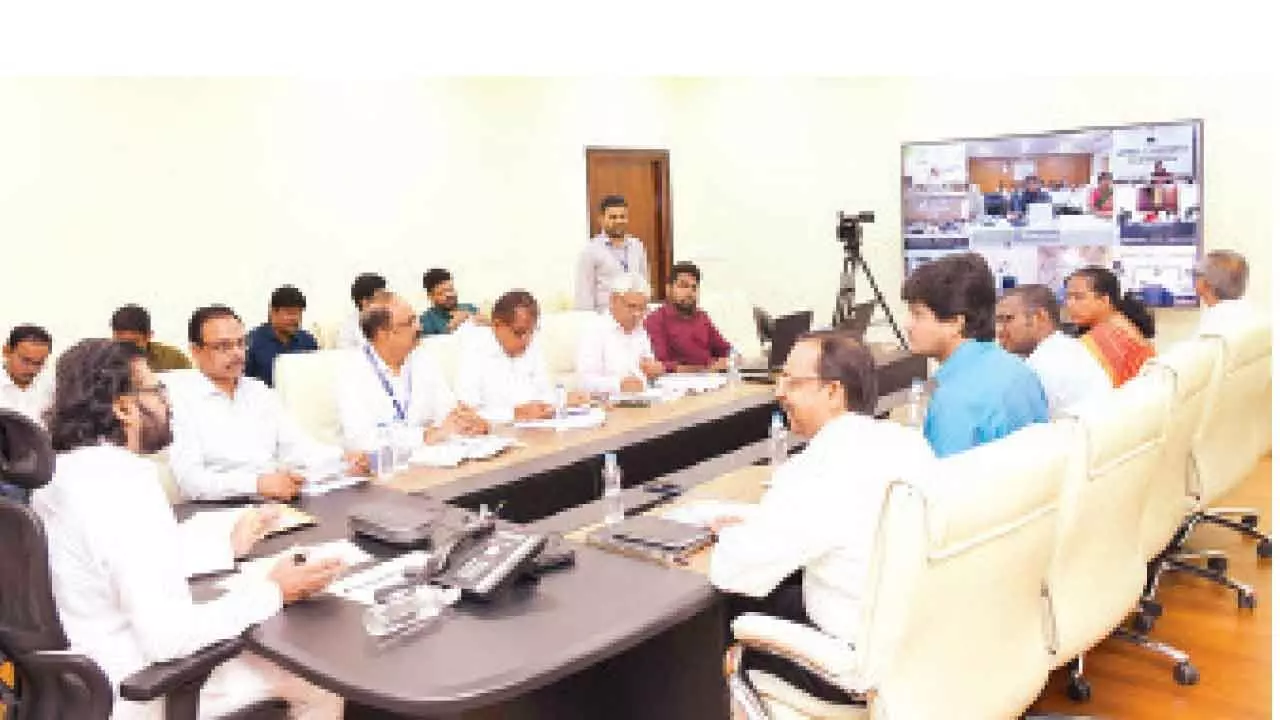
top-left (1207, 555), bottom-right (1229, 574)
top-left (1174, 661), bottom-right (1199, 686)
top-left (1066, 675), bottom-right (1092, 702)
top-left (1242, 514), bottom-right (1259, 529)
top-left (1133, 613), bottom-right (1156, 634)
top-left (1238, 589), bottom-right (1257, 610)
top-left (1258, 538), bottom-right (1272, 560)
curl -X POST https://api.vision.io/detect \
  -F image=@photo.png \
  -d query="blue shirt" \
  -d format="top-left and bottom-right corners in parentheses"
top-left (923, 340), bottom-right (1049, 458)
top-left (244, 323), bottom-right (319, 387)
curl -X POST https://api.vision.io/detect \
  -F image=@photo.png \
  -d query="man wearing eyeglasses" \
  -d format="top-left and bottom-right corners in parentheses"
top-left (707, 332), bottom-right (936, 701)
top-left (167, 305), bottom-right (369, 502)
top-left (336, 294), bottom-right (488, 453)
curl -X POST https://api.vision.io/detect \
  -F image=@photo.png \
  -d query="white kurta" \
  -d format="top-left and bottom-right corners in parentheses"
top-left (335, 344), bottom-right (459, 451)
top-left (574, 311), bottom-right (656, 394)
top-left (454, 328), bottom-right (555, 424)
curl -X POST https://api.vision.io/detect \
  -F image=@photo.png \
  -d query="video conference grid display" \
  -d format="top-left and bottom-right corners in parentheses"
top-left (901, 121), bottom-right (1202, 307)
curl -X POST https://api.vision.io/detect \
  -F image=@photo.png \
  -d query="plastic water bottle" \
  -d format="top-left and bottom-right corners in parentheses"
top-left (374, 423), bottom-right (394, 479)
top-left (553, 383), bottom-right (568, 420)
top-left (768, 412), bottom-right (788, 468)
top-left (602, 452), bottom-right (624, 525)
top-left (906, 378), bottom-right (927, 427)
top-left (727, 349), bottom-right (741, 386)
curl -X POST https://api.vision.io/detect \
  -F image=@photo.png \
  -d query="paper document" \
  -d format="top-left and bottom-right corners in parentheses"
top-left (662, 500), bottom-right (758, 528)
top-left (409, 435), bottom-right (517, 468)
top-left (326, 551), bottom-right (432, 606)
top-left (654, 373), bottom-right (727, 395)
top-left (513, 406), bottom-right (607, 431)
top-left (217, 539), bottom-right (374, 593)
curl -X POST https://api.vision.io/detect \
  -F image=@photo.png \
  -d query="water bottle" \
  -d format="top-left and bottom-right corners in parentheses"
top-left (602, 452), bottom-right (624, 525)
top-left (553, 383), bottom-right (568, 420)
top-left (727, 349), bottom-right (741, 386)
top-left (768, 412), bottom-right (788, 468)
top-left (374, 423), bottom-right (394, 479)
top-left (906, 378), bottom-right (927, 427)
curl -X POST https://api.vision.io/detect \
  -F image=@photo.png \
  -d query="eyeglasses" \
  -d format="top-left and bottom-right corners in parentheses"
top-left (200, 338), bottom-right (246, 353)
top-left (776, 373), bottom-right (827, 390)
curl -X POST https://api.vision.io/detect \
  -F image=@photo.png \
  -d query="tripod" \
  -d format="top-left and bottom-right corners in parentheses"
top-left (833, 239), bottom-right (908, 349)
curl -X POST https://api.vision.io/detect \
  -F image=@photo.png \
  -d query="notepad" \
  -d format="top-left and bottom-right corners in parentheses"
top-left (513, 406), bottom-right (607, 431)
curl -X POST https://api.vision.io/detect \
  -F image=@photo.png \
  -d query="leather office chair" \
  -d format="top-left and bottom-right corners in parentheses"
top-left (1045, 370), bottom-right (1195, 701)
top-left (726, 421), bottom-right (1074, 719)
top-left (0, 410), bottom-right (285, 720)
top-left (1190, 321), bottom-right (1272, 561)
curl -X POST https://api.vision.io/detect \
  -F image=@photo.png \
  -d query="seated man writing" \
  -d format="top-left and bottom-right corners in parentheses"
top-left (168, 305), bottom-right (369, 502)
top-left (33, 339), bottom-right (344, 719)
top-left (336, 293), bottom-right (488, 452)
top-left (708, 331), bottom-right (936, 701)
top-left (575, 272), bottom-right (665, 394)
top-left (456, 290), bottom-right (587, 423)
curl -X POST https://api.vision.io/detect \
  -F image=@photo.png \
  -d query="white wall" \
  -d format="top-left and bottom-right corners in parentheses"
top-left (0, 77), bottom-right (677, 349)
top-left (0, 77), bottom-right (1270, 354)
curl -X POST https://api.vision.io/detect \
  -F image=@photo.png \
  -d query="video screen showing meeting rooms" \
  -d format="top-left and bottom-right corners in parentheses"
top-left (901, 120), bottom-right (1203, 307)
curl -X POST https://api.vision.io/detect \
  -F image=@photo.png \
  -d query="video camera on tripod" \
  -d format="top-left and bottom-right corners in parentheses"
top-left (832, 210), bottom-right (907, 349)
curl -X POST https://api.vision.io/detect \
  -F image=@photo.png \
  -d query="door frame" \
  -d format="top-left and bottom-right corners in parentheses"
top-left (584, 147), bottom-right (674, 299)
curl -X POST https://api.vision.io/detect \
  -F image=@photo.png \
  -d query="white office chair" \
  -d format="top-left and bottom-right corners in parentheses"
top-left (419, 333), bottom-right (463, 389)
top-left (1191, 320), bottom-right (1272, 559)
top-left (537, 310), bottom-right (598, 387)
top-left (727, 421), bottom-right (1073, 719)
top-left (272, 350), bottom-right (348, 447)
top-left (1045, 369), bottom-right (1190, 700)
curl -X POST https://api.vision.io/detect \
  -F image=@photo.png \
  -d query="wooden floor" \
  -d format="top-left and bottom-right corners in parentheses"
top-left (1028, 456), bottom-right (1273, 720)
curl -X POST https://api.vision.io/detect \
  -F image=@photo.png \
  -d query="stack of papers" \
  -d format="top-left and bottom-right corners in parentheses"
top-left (409, 435), bottom-right (517, 468)
top-left (326, 551), bottom-right (431, 606)
top-left (217, 539), bottom-right (374, 593)
top-left (301, 475), bottom-right (367, 497)
top-left (513, 406), bottom-right (607, 431)
top-left (662, 500), bottom-right (757, 528)
top-left (655, 374), bottom-right (727, 395)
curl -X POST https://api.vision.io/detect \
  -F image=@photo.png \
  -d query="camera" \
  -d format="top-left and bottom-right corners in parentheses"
top-left (837, 210), bottom-right (875, 246)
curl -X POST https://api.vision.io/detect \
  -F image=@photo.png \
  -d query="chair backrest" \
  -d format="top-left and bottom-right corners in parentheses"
top-left (864, 421), bottom-right (1073, 719)
top-left (1139, 338), bottom-right (1222, 560)
top-left (1046, 369), bottom-right (1171, 664)
top-left (0, 411), bottom-right (66, 657)
top-left (1193, 321), bottom-right (1272, 505)
top-left (419, 332), bottom-right (464, 389)
top-left (701, 290), bottom-right (763, 359)
top-left (537, 310), bottom-right (598, 384)
top-left (273, 350), bottom-right (349, 447)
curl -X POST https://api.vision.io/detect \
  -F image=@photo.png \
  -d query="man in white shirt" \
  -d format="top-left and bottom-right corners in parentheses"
top-left (456, 290), bottom-right (588, 423)
top-left (168, 305), bottom-right (369, 502)
top-left (33, 338), bottom-right (343, 720)
top-left (996, 284), bottom-right (1111, 415)
top-left (708, 332), bottom-right (935, 663)
top-left (575, 272), bottom-right (665, 395)
top-left (336, 293), bottom-right (488, 452)
top-left (1194, 249), bottom-right (1257, 335)
top-left (0, 324), bottom-right (54, 427)
top-left (336, 272), bottom-right (391, 349)
top-left (574, 195), bottom-right (650, 312)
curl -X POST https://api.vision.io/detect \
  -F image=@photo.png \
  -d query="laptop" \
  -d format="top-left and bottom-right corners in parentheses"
top-left (835, 301), bottom-right (875, 342)
top-left (740, 310), bottom-right (813, 378)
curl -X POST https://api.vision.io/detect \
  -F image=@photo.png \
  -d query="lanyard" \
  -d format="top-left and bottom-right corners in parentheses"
top-left (363, 345), bottom-right (411, 422)
top-left (603, 235), bottom-right (630, 272)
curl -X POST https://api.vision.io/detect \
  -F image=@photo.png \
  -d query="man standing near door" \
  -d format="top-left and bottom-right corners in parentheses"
top-left (575, 195), bottom-right (649, 312)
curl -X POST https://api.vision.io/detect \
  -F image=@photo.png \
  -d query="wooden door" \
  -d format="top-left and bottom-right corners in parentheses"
top-left (585, 148), bottom-right (673, 299)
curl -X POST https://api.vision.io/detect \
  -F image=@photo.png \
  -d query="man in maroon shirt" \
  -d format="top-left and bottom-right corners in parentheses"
top-left (644, 261), bottom-right (732, 373)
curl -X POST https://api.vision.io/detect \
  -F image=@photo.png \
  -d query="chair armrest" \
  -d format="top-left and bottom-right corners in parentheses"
top-left (119, 637), bottom-right (244, 702)
top-left (19, 649), bottom-right (115, 719)
top-left (731, 613), bottom-right (863, 695)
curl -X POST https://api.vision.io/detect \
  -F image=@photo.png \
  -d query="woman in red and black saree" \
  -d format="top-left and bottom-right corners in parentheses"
top-left (1065, 266), bottom-right (1157, 387)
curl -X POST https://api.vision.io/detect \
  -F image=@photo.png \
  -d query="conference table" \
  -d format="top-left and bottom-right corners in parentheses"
top-left (193, 350), bottom-right (925, 719)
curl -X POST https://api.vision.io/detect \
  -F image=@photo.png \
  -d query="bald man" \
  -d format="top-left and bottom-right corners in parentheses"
top-left (1194, 250), bottom-right (1256, 335)
top-left (335, 294), bottom-right (487, 454)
